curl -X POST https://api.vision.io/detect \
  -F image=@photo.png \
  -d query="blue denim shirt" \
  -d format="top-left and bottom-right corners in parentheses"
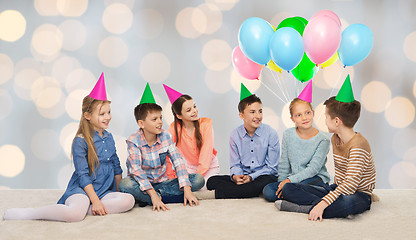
top-left (229, 123), bottom-right (280, 180)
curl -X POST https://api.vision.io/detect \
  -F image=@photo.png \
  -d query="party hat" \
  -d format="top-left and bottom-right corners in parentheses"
top-left (139, 83), bottom-right (156, 104)
top-left (297, 80), bottom-right (312, 103)
top-left (240, 83), bottom-right (253, 101)
top-left (335, 75), bottom-right (355, 103)
top-left (163, 84), bottom-right (183, 104)
top-left (89, 72), bottom-right (108, 101)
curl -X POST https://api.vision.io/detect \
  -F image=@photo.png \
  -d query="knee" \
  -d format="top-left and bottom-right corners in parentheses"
top-left (63, 210), bottom-right (86, 223)
top-left (190, 173), bottom-right (205, 191)
top-left (121, 193), bottom-right (135, 212)
top-left (119, 177), bottom-right (135, 193)
top-left (262, 184), bottom-right (277, 202)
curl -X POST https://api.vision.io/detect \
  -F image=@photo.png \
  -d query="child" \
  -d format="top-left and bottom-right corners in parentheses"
top-left (263, 81), bottom-right (331, 202)
top-left (276, 75), bottom-right (376, 221)
top-left (118, 83), bottom-right (204, 211)
top-left (163, 84), bottom-right (220, 189)
top-left (206, 83), bottom-right (279, 199)
top-left (3, 73), bottom-right (135, 222)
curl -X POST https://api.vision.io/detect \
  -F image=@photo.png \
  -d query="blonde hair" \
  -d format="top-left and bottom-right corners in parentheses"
top-left (289, 98), bottom-right (313, 116)
top-left (73, 95), bottom-right (110, 176)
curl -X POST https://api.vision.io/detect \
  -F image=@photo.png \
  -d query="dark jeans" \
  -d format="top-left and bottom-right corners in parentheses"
top-left (206, 174), bottom-right (277, 199)
top-left (282, 182), bottom-right (372, 218)
top-left (262, 175), bottom-right (327, 202)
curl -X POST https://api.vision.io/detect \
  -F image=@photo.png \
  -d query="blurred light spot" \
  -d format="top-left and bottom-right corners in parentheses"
top-left (98, 36), bottom-right (128, 68)
top-left (139, 52), bottom-right (170, 83)
top-left (31, 129), bottom-right (61, 161)
top-left (31, 76), bottom-right (62, 108)
top-left (36, 95), bottom-right (66, 119)
top-left (66, 89), bottom-right (89, 120)
top-left (134, 9), bottom-right (164, 40)
top-left (60, 122), bottom-right (78, 159)
top-left (59, 20), bottom-right (86, 51)
top-left (389, 161), bottom-right (416, 188)
top-left (114, 135), bottom-right (128, 175)
top-left (205, 0), bottom-right (239, 11)
top-left (313, 69), bottom-right (331, 90)
top-left (0, 145), bottom-right (25, 178)
top-left (392, 128), bottom-right (416, 158)
top-left (414, 81), bottom-right (416, 98)
top-left (230, 69), bottom-right (261, 93)
top-left (385, 97), bottom-right (415, 128)
top-left (14, 68), bottom-right (41, 100)
top-left (102, 3), bottom-right (133, 34)
top-left (15, 58), bottom-right (41, 73)
top-left (403, 32), bottom-right (416, 62)
top-left (314, 102), bottom-right (328, 133)
top-left (57, 163), bottom-right (74, 189)
top-left (205, 69), bottom-right (232, 94)
top-left (163, 102), bottom-right (174, 127)
top-left (52, 56), bottom-right (82, 84)
top-left (262, 107), bottom-right (280, 133)
top-left (190, 7), bottom-right (207, 34)
top-left (0, 10), bottom-right (26, 42)
top-left (361, 81), bottom-right (392, 113)
top-left (176, 7), bottom-right (202, 39)
top-left (281, 102), bottom-right (295, 128)
top-left (0, 54), bottom-right (14, 85)
top-left (0, 89), bottom-right (13, 120)
top-left (404, 146), bottom-right (416, 164)
top-left (34, 0), bottom-right (59, 16)
top-left (201, 39), bottom-right (232, 71)
top-left (65, 68), bottom-right (95, 93)
top-left (105, 0), bottom-right (135, 9)
top-left (57, 0), bottom-right (88, 17)
top-left (31, 24), bottom-right (63, 57)
top-left (323, 62), bottom-right (354, 89)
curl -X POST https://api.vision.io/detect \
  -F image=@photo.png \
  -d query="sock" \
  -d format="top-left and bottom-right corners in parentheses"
top-left (279, 200), bottom-right (312, 213)
top-left (3, 208), bottom-right (36, 220)
top-left (193, 190), bottom-right (215, 200)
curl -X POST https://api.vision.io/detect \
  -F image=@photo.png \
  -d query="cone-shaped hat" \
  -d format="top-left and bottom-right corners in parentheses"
top-left (335, 75), bottom-right (355, 103)
top-left (240, 83), bottom-right (253, 101)
top-left (139, 83), bottom-right (156, 104)
top-left (297, 80), bottom-right (312, 103)
top-left (163, 84), bottom-right (183, 104)
top-left (89, 72), bottom-right (108, 101)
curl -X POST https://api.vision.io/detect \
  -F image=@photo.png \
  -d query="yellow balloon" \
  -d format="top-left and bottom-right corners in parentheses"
top-left (320, 52), bottom-right (339, 68)
top-left (267, 60), bottom-right (282, 73)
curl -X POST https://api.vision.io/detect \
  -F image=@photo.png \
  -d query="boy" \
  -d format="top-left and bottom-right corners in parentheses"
top-left (206, 83), bottom-right (280, 199)
top-left (119, 83), bottom-right (204, 211)
top-left (276, 75), bottom-right (376, 221)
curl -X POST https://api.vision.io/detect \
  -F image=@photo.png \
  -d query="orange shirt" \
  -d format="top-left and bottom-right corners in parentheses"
top-left (166, 117), bottom-right (217, 178)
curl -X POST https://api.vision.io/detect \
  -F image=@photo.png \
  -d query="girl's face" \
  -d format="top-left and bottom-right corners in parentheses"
top-left (291, 102), bottom-right (314, 130)
top-left (177, 99), bottom-right (199, 122)
top-left (86, 102), bottom-right (111, 134)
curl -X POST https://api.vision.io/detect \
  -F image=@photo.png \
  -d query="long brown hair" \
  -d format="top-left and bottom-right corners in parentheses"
top-left (171, 95), bottom-right (202, 151)
top-left (73, 95), bottom-right (110, 176)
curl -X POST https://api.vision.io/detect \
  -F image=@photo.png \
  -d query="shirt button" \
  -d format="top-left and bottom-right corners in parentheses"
top-left (251, 150), bottom-right (253, 152)
top-left (251, 139), bottom-right (253, 142)
top-left (105, 149), bottom-right (107, 152)
top-left (107, 158), bottom-right (110, 160)
top-left (252, 161), bottom-right (254, 163)
top-left (102, 141), bottom-right (105, 143)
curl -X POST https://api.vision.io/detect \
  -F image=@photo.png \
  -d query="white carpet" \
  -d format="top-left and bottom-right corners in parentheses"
top-left (1, 189), bottom-right (415, 240)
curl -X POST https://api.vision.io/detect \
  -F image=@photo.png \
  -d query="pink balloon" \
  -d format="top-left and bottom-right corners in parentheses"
top-left (311, 10), bottom-right (341, 27)
top-left (232, 46), bottom-right (263, 80)
top-left (303, 16), bottom-right (341, 64)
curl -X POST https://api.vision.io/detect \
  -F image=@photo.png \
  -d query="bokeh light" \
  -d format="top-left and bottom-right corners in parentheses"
top-left (0, 145), bottom-right (25, 178)
top-left (385, 97), bottom-right (415, 128)
top-left (0, 89), bottom-right (13, 120)
top-left (97, 36), bottom-right (129, 68)
top-left (14, 68), bottom-right (41, 100)
top-left (59, 122), bottom-right (79, 159)
top-left (403, 31), bottom-right (416, 62)
top-left (230, 69), bottom-right (261, 94)
top-left (163, 102), bottom-right (174, 127)
top-left (52, 56), bottom-right (82, 84)
top-left (105, 0), bottom-right (135, 9)
top-left (0, 10), bottom-right (26, 42)
top-left (65, 68), bottom-right (95, 93)
top-left (201, 39), bottom-right (232, 71)
top-left (313, 102), bottom-right (328, 132)
top-left (262, 107), bottom-right (280, 134)
top-left (403, 146), bottom-right (416, 164)
top-left (36, 96), bottom-right (66, 119)
top-left (323, 61), bottom-right (354, 90)
top-left (194, 4), bottom-right (223, 34)
top-left (31, 129), bottom-right (61, 161)
top-left (389, 161), bottom-right (416, 188)
top-left (102, 3), bottom-right (133, 34)
top-left (65, 89), bottom-right (89, 120)
top-left (59, 20), bottom-right (87, 51)
top-left (57, 0), bottom-right (88, 17)
top-left (176, 7), bottom-right (202, 39)
top-left (34, 0), bottom-right (59, 16)
top-left (139, 52), bottom-right (171, 83)
top-left (361, 81), bottom-right (392, 113)
top-left (205, 69), bottom-right (233, 94)
top-left (281, 102), bottom-right (295, 128)
top-left (0, 53), bottom-right (14, 85)
top-left (31, 76), bottom-right (62, 109)
top-left (134, 9), bottom-right (164, 40)
top-left (413, 81), bottom-right (416, 98)
top-left (31, 24), bottom-right (63, 58)
top-left (205, 0), bottom-right (240, 11)
top-left (392, 128), bottom-right (416, 159)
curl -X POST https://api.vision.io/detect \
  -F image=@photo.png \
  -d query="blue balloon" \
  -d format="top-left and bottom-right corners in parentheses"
top-left (338, 23), bottom-right (373, 66)
top-left (269, 27), bottom-right (304, 71)
top-left (238, 17), bottom-right (274, 65)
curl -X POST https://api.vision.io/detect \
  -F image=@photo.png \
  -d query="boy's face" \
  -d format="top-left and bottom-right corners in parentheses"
top-left (325, 107), bottom-right (338, 133)
top-left (138, 110), bottom-right (163, 135)
top-left (239, 102), bottom-right (263, 132)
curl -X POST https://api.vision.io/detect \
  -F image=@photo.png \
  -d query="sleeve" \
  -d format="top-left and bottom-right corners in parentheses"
top-left (196, 119), bottom-right (215, 176)
top-left (229, 132), bottom-right (243, 179)
top-left (109, 134), bottom-right (122, 176)
top-left (250, 128), bottom-right (280, 180)
top-left (165, 126), bottom-right (178, 179)
top-left (321, 148), bottom-right (366, 205)
top-left (277, 132), bottom-right (290, 182)
top-left (166, 134), bottom-right (191, 189)
top-left (288, 138), bottom-right (330, 183)
top-left (126, 139), bottom-right (153, 191)
top-left (72, 137), bottom-right (93, 189)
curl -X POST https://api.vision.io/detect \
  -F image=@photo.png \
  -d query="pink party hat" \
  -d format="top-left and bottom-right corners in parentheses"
top-left (89, 72), bottom-right (108, 101)
top-left (297, 80), bottom-right (312, 103)
top-left (163, 84), bottom-right (183, 104)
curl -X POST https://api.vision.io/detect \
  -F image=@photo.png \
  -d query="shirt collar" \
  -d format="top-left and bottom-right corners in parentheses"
top-left (138, 128), bottom-right (161, 147)
top-left (93, 130), bottom-right (109, 141)
top-left (238, 123), bottom-right (263, 138)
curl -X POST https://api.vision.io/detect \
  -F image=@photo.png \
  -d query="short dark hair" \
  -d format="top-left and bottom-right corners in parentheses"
top-left (324, 96), bottom-right (361, 128)
top-left (134, 103), bottom-right (162, 122)
top-left (238, 94), bottom-right (262, 113)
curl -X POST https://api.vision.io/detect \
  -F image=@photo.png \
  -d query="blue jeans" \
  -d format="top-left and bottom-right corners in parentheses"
top-left (119, 173), bottom-right (205, 205)
top-left (282, 183), bottom-right (372, 218)
top-left (262, 176), bottom-right (327, 202)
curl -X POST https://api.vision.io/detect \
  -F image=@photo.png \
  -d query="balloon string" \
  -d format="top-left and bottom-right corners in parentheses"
top-left (277, 71), bottom-right (291, 103)
top-left (260, 80), bottom-right (286, 104)
top-left (268, 68), bottom-right (289, 103)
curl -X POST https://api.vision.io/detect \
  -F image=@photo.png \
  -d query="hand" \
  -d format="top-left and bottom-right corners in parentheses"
top-left (147, 189), bottom-right (169, 212)
top-left (308, 200), bottom-right (329, 221)
top-left (183, 186), bottom-right (199, 207)
top-left (91, 200), bottom-right (108, 216)
top-left (276, 178), bottom-right (291, 198)
top-left (242, 175), bottom-right (252, 184)
top-left (232, 175), bottom-right (245, 185)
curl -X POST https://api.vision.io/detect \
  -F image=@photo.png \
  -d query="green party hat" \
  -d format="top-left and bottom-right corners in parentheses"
top-left (139, 83), bottom-right (156, 104)
top-left (335, 75), bottom-right (355, 103)
top-left (240, 83), bottom-right (253, 101)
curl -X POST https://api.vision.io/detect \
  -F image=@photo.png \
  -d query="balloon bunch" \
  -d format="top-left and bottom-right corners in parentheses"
top-left (232, 10), bottom-right (374, 83)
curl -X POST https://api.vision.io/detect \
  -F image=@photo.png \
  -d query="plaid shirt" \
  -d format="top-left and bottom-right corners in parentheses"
top-left (126, 129), bottom-right (191, 191)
